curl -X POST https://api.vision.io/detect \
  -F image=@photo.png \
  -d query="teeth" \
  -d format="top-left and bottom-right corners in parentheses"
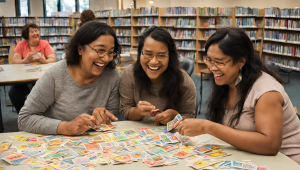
top-left (95, 63), bottom-right (104, 67)
top-left (148, 66), bottom-right (160, 70)
top-left (215, 74), bottom-right (224, 77)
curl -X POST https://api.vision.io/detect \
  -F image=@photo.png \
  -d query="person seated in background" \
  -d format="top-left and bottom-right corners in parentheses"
top-left (173, 27), bottom-right (300, 164)
top-left (9, 23), bottom-right (56, 113)
top-left (18, 21), bottom-right (120, 135)
top-left (119, 26), bottom-right (196, 125)
top-left (78, 9), bottom-right (97, 27)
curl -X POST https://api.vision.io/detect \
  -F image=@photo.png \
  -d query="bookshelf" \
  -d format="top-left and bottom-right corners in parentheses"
top-left (0, 17), bottom-right (36, 63)
top-left (263, 7), bottom-right (300, 71)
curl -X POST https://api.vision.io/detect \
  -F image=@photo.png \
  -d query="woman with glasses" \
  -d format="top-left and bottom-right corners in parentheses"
top-left (9, 23), bottom-right (56, 113)
top-left (18, 21), bottom-right (120, 135)
top-left (119, 26), bottom-right (196, 125)
top-left (173, 27), bottom-right (300, 164)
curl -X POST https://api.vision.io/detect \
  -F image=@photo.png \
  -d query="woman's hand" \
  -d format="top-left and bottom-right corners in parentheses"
top-left (24, 52), bottom-right (37, 63)
top-left (173, 118), bottom-right (209, 137)
top-left (37, 55), bottom-right (48, 64)
top-left (154, 109), bottom-right (178, 125)
top-left (57, 113), bottom-right (96, 135)
top-left (137, 101), bottom-right (157, 116)
top-left (92, 107), bottom-right (118, 125)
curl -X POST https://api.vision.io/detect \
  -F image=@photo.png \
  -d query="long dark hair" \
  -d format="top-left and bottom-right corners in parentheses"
top-left (79, 9), bottom-right (96, 27)
top-left (65, 21), bottom-right (121, 68)
top-left (205, 27), bottom-right (284, 127)
top-left (134, 26), bottom-right (183, 109)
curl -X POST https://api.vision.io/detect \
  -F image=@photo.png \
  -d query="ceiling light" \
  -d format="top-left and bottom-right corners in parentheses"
top-left (149, 0), bottom-right (153, 4)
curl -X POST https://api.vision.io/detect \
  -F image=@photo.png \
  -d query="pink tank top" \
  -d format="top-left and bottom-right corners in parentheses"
top-left (222, 72), bottom-right (300, 164)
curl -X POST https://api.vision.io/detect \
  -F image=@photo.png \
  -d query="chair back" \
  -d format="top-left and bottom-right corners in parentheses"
top-left (265, 61), bottom-right (280, 73)
top-left (8, 46), bottom-right (16, 64)
top-left (179, 56), bottom-right (194, 76)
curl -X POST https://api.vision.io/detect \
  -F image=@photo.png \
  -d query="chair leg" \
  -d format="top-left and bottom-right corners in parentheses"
top-left (199, 72), bottom-right (203, 114)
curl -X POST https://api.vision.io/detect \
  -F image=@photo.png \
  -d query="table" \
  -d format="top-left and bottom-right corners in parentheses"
top-left (0, 63), bottom-right (54, 132)
top-left (0, 121), bottom-right (299, 170)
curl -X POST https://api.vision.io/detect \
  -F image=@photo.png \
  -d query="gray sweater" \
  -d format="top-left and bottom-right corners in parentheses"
top-left (18, 60), bottom-right (120, 135)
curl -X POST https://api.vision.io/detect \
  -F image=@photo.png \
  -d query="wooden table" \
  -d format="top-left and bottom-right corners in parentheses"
top-left (0, 121), bottom-right (299, 169)
top-left (0, 63), bottom-right (55, 132)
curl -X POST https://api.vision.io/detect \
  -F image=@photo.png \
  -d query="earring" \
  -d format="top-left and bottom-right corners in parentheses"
top-left (235, 68), bottom-right (242, 87)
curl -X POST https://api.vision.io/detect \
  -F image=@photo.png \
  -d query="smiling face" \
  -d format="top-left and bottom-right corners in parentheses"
top-left (207, 44), bottom-right (246, 88)
top-left (140, 36), bottom-right (169, 85)
top-left (28, 27), bottom-right (40, 43)
top-left (77, 34), bottom-right (115, 78)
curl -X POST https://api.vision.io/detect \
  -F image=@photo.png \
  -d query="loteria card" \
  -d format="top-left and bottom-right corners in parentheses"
top-left (166, 133), bottom-right (179, 143)
top-left (173, 150), bottom-right (190, 159)
top-left (129, 151), bottom-right (147, 161)
top-left (190, 159), bottom-right (221, 170)
top-left (72, 157), bottom-right (90, 164)
top-left (257, 166), bottom-right (269, 170)
top-left (175, 133), bottom-right (191, 144)
top-left (83, 143), bottom-right (99, 150)
top-left (243, 163), bottom-right (257, 170)
top-left (0, 140), bottom-right (13, 150)
top-left (231, 161), bottom-right (244, 169)
top-left (160, 134), bottom-right (172, 143)
top-left (122, 129), bottom-right (139, 137)
top-left (167, 114), bottom-right (182, 131)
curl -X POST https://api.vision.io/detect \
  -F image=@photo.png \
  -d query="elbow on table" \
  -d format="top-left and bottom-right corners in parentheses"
top-left (261, 140), bottom-right (282, 156)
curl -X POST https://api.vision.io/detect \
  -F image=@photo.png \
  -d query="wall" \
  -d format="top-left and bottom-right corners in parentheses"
top-left (0, 0), bottom-right (16, 17)
top-left (30, 0), bottom-right (43, 17)
top-left (136, 0), bottom-right (300, 8)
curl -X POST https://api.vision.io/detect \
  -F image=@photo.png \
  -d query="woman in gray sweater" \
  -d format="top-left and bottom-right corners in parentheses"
top-left (18, 21), bottom-right (121, 135)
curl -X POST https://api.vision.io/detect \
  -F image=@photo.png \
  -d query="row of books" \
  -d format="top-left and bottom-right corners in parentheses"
top-left (39, 28), bottom-right (71, 36)
top-left (167, 29), bottom-right (196, 39)
top-left (135, 7), bottom-right (159, 16)
top-left (0, 47), bottom-right (8, 56)
top-left (0, 18), bottom-right (35, 26)
top-left (203, 30), bottom-right (216, 39)
top-left (203, 18), bottom-right (232, 27)
top-left (95, 10), bottom-right (110, 17)
top-left (1, 28), bottom-right (21, 37)
top-left (37, 18), bottom-right (70, 26)
top-left (114, 18), bottom-right (131, 26)
top-left (264, 31), bottom-right (300, 44)
top-left (110, 9), bottom-right (131, 17)
top-left (245, 30), bottom-right (263, 40)
top-left (0, 28), bottom-right (2, 37)
top-left (263, 43), bottom-right (300, 57)
top-left (253, 42), bottom-right (261, 51)
top-left (51, 44), bottom-right (66, 50)
top-left (175, 41), bottom-right (196, 50)
top-left (178, 51), bottom-right (196, 61)
top-left (165, 7), bottom-right (197, 16)
top-left (73, 18), bottom-right (80, 32)
top-left (235, 7), bottom-right (261, 16)
top-left (116, 29), bottom-right (131, 36)
top-left (164, 18), bottom-right (196, 27)
top-left (265, 56), bottom-right (300, 70)
top-left (265, 19), bottom-right (300, 30)
top-left (99, 19), bottom-right (108, 24)
top-left (265, 8), bottom-right (300, 18)
top-left (137, 17), bottom-right (158, 26)
top-left (122, 46), bottom-right (131, 53)
top-left (236, 18), bottom-right (263, 27)
top-left (117, 37), bottom-right (131, 45)
top-left (199, 7), bottom-right (233, 16)
top-left (0, 38), bottom-right (22, 46)
top-left (40, 36), bottom-right (69, 43)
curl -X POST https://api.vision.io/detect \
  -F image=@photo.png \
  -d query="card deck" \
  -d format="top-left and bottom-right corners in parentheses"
top-left (167, 114), bottom-right (183, 131)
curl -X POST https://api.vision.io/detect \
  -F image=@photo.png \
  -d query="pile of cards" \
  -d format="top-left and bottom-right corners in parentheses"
top-left (167, 114), bottom-right (182, 131)
top-left (93, 124), bottom-right (117, 132)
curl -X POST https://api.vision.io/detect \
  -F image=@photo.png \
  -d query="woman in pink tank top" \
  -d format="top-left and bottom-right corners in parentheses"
top-left (173, 27), bottom-right (300, 164)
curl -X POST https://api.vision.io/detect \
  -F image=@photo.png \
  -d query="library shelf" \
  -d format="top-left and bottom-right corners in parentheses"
top-left (262, 51), bottom-right (300, 58)
top-left (132, 15), bottom-right (159, 17)
top-left (132, 35), bottom-right (140, 38)
top-left (120, 44), bottom-right (131, 46)
top-left (263, 39), bottom-right (300, 45)
top-left (96, 17), bottom-right (109, 19)
top-left (40, 35), bottom-right (71, 37)
top-left (133, 25), bottom-right (157, 27)
top-left (176, 49), bottom-right (197, 51)
top-left (0, 26), bottom-right (24, 28)
top-left (0, 46), bottom-right (12, 47)
top-left (160, 15), bottom-right (197, 18)
top-left (0, 36), bottom-right (22, 38)
top-left (112, 25), bottom-right (131, 28)
top-left (116, 35), bottom-right (131, 37)
top-left (198, 15), bottom-right (232, 17)
top-left (237, 26), bottom-right (264, 29)
top-left (198, 27), bottom-right (227, 29)
top-left (39, 26), bottom-right (72, 27)
top-left (235, 15), bottom-right (264, 17)
top-left (49, 42), bottom-right (68, 44)
top-left (173, 38), bottom-right (197, 40)
top-left (264, 28), bottom-right (300, 32)
top-left (0, 54), bottom-right (8, 56)
top-left (110, 16), bottom-right (131, 18)
top-left (265, 16), bottom-right (300, 19)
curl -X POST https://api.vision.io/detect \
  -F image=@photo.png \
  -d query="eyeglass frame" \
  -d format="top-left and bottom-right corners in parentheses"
top-left (87, 44), bottom-right (117, 58)
top-left (204, 57), bottom-right (233, 68)
top-left (141, 50), bottom-right (169, 62)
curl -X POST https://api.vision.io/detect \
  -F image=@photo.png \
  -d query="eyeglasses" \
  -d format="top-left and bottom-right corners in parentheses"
top-left (87, 44), bottom-right (116, 58)
top-left (204, 58), bottom-right (232, 68)
top-left (141, 50), bottom-right (169, 62)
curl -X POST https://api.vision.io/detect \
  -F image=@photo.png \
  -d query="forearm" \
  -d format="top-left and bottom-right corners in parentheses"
top-left (46, 57), bottom-right (56, 63)
top-left (127, 107), bottom-right (145, 121)
top-left (204, 120), bottom-right (281, 155)
top-left (12, 58), bottom-right (29, 64)
top-left (57, 121), bottom-right (70, 135)
top-left (18, 113), bottom-right (61, 135)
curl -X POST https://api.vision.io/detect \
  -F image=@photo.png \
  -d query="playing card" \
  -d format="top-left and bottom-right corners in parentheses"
top-left (72, 157), bottom-right (91, 164)
top-left (167, 114), bottom-right (183, 131)
top-left (231, 161), bottom-right (244, 169)
top-left (0, 140), bottom-right (13, 150)
top-left (175, 132), bottom-right (191, 144)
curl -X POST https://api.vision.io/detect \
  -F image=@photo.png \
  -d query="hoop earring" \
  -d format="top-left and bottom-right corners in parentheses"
top-left (235, 68), bottom-right (242, 87)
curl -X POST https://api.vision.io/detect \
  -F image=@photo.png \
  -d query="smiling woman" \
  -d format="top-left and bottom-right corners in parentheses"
top-left (18, 21), bottom-right (121, 135)
top-left (119, 26), bottom-right (196, 125)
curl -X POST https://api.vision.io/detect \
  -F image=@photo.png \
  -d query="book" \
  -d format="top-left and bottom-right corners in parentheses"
top-left (199, 7), bottom-right (232, 16)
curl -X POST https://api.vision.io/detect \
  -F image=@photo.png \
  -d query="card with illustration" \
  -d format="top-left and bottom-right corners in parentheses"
top-left (160, 134), bottom-right (172, 143)
top-left (257, 166), bottom-right (269, 170)
top-left (166, 134), bottom-right (179, 143)
top-left (173, 150), bottom-right (190, 159)
top-left (72, 157), bottom-right (90, 164)
top-left (129, 151), bottom-right (147, 161)
top-left (175, 133), bottom-right (191, 144)
top-left (232, 161), bottom-right (244, 169)
top-left (167, 114), bottom-right (183, 131)
top-left (83, 143), bottom-right (99, 150)
top-left (122, 129), bottom-right (139, 137)
top-left (0, 140), bottom-right (13, 150)
top-left (243, 163), bottom-right (257, 170)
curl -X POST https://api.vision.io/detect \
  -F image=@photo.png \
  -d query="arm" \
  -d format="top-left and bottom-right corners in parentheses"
top-left (18, 70), bottom-right (61, 134)
top-left (12, 53), bottom-right (32, 64)
top-left (105, 75), bottom-right (120, 116)
top-left (177, 91), bottom-right (283, 155)
top-left (45, 53), bottom-right (56, 63)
